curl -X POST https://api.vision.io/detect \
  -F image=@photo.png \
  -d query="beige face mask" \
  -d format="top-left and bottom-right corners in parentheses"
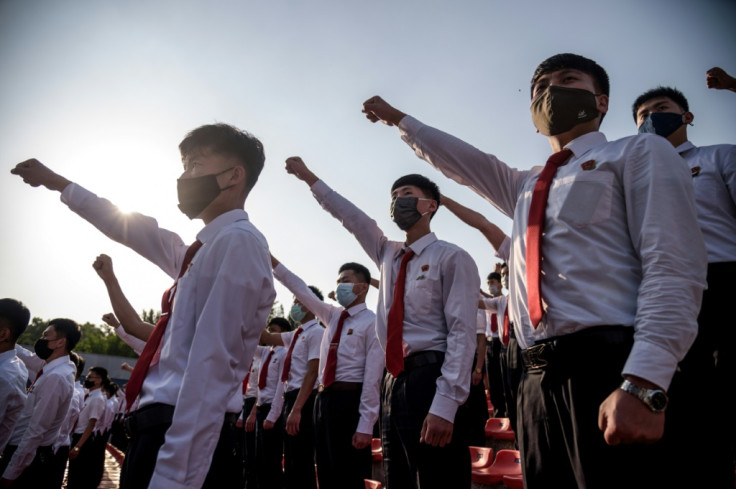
top-left (531, 85), bottom-right (599, 136)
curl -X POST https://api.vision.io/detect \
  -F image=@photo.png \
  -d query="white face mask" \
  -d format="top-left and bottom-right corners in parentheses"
top-left (335, 283), bottom-right (358, 307)
top-left (489, 285), bottom-right (500, 296)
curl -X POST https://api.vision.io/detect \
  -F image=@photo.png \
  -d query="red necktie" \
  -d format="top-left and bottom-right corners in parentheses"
top-left (27, 368), bottom-right (44, 393)
top-left (322, 310), bottom-right (350, 388)
top-left (501, 307), bottom-right (510, 347)
top-left (242, 359), bottom-right (253, 395)
top-left (125, 240), bottom-right (203, 411)
top-left (490, 314), bottom-right (498, 334)
top-left (386, 249), bottom-right (415, 377)
top-left (526, 149), bottom-right (572, 327)
top-left (258, 349), bottom-right (275, 390)
top-left (280, 327), bottom-right (304, 383)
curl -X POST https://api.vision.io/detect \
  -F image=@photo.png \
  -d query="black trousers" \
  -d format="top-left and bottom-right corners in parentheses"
top-left (50, 445), bottom-right (70, 489)
top-left (242, 396), bottom-right (258, 489)
top-left (281, 389), bottom-right (317, 489)
top-left (499, 332), bottom-right (522, 445)
top-left (67, 433), bottom-right (100, 489)
top-left (119, 403), bottom-right (241, 489)
top-left (485, 337), bottom-right (508, 417)
top-left (381, 351), bottom-right (471, 489)
top-left (313, 386), bottom-right (372, 489)
top-left (255, 401), bottom-right (284, 489)
top-left (1, 444), bottom-right (55, 488)
top-left (458, 354), bottom-right (489, 448)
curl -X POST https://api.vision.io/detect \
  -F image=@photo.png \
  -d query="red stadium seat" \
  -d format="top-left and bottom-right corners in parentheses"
top-left (469, 446), bottom-right (494, 469)
top-left (484, 417), bottom-right (515, 441)
top-left (471, 449), bottom-right (522, 485)
top-left (503, 473), bottom-right (525, 489)
top-left (371, 438), bottom-right (383, 462)
top-left (364, 479), bottom-right (382, 489)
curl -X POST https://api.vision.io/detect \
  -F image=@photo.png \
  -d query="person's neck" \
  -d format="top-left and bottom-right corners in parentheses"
top-left (300, 315), bottom-right (315, 326)
top-left (405, 222), bottom-right (431, 246)
top-left (547, 120), bottom-right (599, 152)
top-left (0, 343), bottom-right (12, 354)
top-left (666, 129), bottom-right (688, 149)
top-left (346, 297), bottom-right (366, 309)
top-left (46, 349), bottom-right (68, 364)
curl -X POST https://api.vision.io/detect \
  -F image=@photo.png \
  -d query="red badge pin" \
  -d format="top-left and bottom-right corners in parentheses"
top-left (691, 166), bottom-right (701, 177)
top-left (580, 159), bottom-right (596, 171)
top-left (421, 264), bottom-right (430, 272)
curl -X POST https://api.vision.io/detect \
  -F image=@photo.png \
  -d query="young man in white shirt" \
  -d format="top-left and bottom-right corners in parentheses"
top-left (1, 318), bottom-right (79, 488)
top-left (260, 289), bottom-right (324, 489)
top-left (11, 123), bottom-right (276, 489)
top-left (361, 53), bottom-right (708, 488)
top-left (633, 86), bottom-right (736, 487)
top-left (0, 299), bottom-right (30, 456)
top-left (270, 256), bottom-right (383, 489)
top-left (283, 157), bottom-right (479, 489)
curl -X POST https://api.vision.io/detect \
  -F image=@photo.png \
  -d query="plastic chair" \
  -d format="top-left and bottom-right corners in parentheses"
top-left (471, 449), bottom-right (522, 485)
top-left (371, 437), bottom-right (383, 462)
top-left (469, 445), bottom-right (494, 469)
top-left (484, 417), bottom-right (515, 441)
top-left (503, 473), bottom-right (525, 489)
top-left (364, 479), bottom-right (383, 489)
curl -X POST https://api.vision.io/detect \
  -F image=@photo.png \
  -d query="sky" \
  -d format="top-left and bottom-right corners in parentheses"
top-left (1, 0), bottom-right (735, 327)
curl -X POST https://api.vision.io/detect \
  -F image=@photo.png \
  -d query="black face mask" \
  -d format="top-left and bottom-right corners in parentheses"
top-left (391, 197), bottom-right (423, 231)
top-left (34, 338), bottom-right (55, 360)
top-left (83, 379), bottom-right (96, 389)
top-left (638, 112), bottom-right (684, 138)
top-left (177, 167), bottom-right (235, 220)
top-left (531, 85), bottom-right (600, 136)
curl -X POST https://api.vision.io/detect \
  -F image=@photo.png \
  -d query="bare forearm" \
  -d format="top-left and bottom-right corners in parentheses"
top-left (103, 276), bottom-right (153, 340)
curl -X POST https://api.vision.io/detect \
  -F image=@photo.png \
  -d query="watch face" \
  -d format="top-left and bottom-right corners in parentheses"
top-left (648, 391), bottom-right (668, 411)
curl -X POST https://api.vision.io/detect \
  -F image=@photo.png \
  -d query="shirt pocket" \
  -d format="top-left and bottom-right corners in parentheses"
top-left (404, 265), bottom-right (436, 318)
top-left (558, 170), bottom-right (614, 227)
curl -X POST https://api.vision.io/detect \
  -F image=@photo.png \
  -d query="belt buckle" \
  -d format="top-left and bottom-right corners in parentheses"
top-left (526, 344), bottom-right (548, 369)
top-left (317, 384), bottom-right (325, 393)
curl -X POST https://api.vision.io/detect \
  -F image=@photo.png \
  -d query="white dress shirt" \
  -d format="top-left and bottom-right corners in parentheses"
top-left (53, 385), bottom-right (83, 452)
top-left (254, 345), bottom-right (287, 405)
top-left (115, 325), bottom-right (146, 355)
top-left (2, 355), bottom-right (75, 480)
top-left (274, 262), bottom-right (384, 434)
top-left (311, 180), bottom-right (479, 422)
top-left (399, 116), bottom-right (707, 390)
top-left (244, 349), bottom-right (261, 400)
top-left (0, 349), bottom-right (28, 452)
top-left (74, 388), bottom-right (105, 435)
top-left (482, 296), bottom-right (509, 343)
top-left (676, 141), bottom-right (736, 263)
top-left (61, 183), bottom-right (276, 489)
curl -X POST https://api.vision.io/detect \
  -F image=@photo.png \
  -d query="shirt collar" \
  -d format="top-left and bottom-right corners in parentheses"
top-left (675, 140), bottom-right (696, 154)
top-left (0, 349), bottom-right (17, 363)
top-left (564, 131), bottom-right (608, 159)
top-left (197, 209), bottom-right (249, 244)
top-left (44, 354), bottom-right (72, 372)
top-left (345, 302), bottom-right (367, 316)
top-left (300, 318), bottom-right (320, 331)
top-left (396, 232), bottom-right (437, 259)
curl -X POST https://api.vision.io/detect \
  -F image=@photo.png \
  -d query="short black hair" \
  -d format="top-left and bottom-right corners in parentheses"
top-left (531, 53), bottom-right (610, 97)
top-left (89, 366), bottom-right (111, 387)
top-left (631, 86), bottom-right (689, 122)
top-left (179, 123), bottom-right (265, 194)
top-left (268, 316), bottom-right (293, 332)
top-left (338, 262), bottom-right (371, 284)
top-left (391, 174), bottom-right (441, 218)
top-left (307, 286), bottom-right (324, 302)
top-left (105, 382), bottom-right (119, 397)
top-left (69, 351), bottom-right (85, 380)
top-left (487, 272), bottom-right (502, 282)
top-left (48, 318), bottom-right (81, 351)
top-left (0, 298), bottom-right (30, 342)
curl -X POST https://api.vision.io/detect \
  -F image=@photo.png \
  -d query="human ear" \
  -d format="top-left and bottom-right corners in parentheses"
top-left (596, 93), bottom-right (609, 115)
top-left (683, 111), bottom-right (694, 125)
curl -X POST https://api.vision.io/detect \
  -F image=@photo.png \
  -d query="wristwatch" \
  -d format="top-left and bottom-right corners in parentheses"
top-left (619, 379), bottom-right (668, 413)
top-left (474, 367), bottom-right (483, 374)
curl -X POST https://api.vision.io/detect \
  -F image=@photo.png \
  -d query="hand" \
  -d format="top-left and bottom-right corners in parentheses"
top-left (706, 67), bottom-right (736, 91)
top-left (352, 432), bottom-right (372, 450)
top-left (598, 388), bottom-right (664, 445)
top-left (285, 157), bottom-right (318, 186)
top-left (472, 370), bottom-right (483, 386)
top-left (263, 419), bottom-right (275, 430)
top-left (235, 418), bottom-right (243, 429)
top-left (245, 411), bottom-right (257, 432)
top-left (494, 263), bottom-right (503, 274)
top-left (419, 413), bottom-right (454, 447)
top-left (69, 446), bottom-right (81, 460)
top-left (92, 254), bottom-right (116, 282)
top-left (120, 362), bottom-right (133, 372)
top-left (102, 313), bottom-right (120, 328)
top-left (10, 158), bottom-right (71, 191)
top-left (328, 290), bottom-right (336, 301)
top-left (285, 408), bottom-right (301, 436)
top-left (362, 96), bottom-right (407, 126)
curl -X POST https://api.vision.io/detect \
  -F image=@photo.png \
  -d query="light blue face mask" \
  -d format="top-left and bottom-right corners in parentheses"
top-left (335, 283), bottom-right (358, 308)
top-left (289, 304), bottom-right (306, 323)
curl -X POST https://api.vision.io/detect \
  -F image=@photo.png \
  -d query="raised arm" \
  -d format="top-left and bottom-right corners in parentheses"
top-left (706, 67), bottom-right (736, 93)
top-left (440, 195), bottom-right (508, 251)
top-left (270, 254), bottom-right (334, 325)
top-left (93, 254), bottom-right (154, 342)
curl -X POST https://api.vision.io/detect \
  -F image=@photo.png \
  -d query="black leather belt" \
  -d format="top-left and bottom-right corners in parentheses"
top-left (404, 350), bottom-right (445, 371)
top-left (318, 381), bottom-right (362, 393)
top-left (124, 403), bottom-right (239, 437)
top-left (521, 326), bottom-right (632, 370)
